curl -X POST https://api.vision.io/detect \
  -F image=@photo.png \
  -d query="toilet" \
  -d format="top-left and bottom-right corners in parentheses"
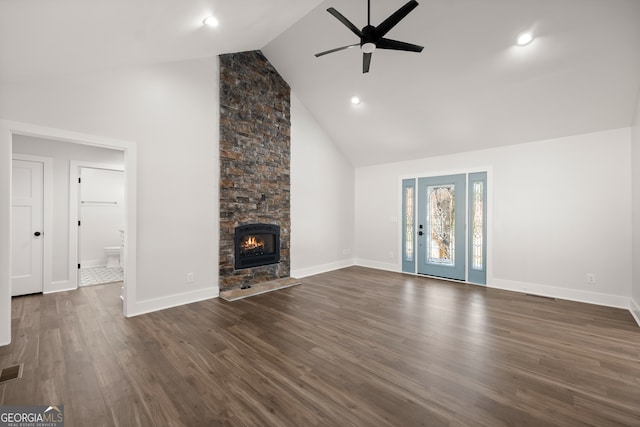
top-left (104, 246), bottom-right (121, 268)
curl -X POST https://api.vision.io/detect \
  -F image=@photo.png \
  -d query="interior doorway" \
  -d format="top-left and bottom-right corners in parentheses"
top-left (1, 120), bottom-right (138, 328)
top-left (74, 165), bottom-right (125, 289)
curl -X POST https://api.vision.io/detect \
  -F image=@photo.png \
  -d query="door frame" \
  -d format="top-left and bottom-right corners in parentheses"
top-left (1, 120), bottom-right (138, 347)
top-left (70, 162), bottom-right (125, 289)
top-left (11, 154), bottom-right (53, 294)
top-left (398, 167), bottom-right (493, 285)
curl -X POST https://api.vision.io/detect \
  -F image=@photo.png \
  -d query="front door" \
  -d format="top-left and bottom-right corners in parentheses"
top-left (11, 159), bottom-right (44, 296)
top-left (417, 174), bottom-right (466, 280)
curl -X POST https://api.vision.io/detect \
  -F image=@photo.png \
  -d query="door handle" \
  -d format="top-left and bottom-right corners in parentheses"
top-left (34, 231), bottom-right (41, 237)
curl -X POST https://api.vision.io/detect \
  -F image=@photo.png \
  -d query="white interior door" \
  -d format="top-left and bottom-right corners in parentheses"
top-left (11, 159), bottom-right (44, 296)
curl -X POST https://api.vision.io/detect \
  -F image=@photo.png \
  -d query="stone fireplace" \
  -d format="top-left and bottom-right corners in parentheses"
top-left (218, 50), bottom-right (291, 293)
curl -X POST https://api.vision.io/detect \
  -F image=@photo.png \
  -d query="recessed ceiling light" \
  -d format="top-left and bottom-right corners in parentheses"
top-left (203, 15), bottom-right (219, 27)
top-left (516, 32), bottom-right (533, 46)
top-left (351, 96), bottom-right (361, 105)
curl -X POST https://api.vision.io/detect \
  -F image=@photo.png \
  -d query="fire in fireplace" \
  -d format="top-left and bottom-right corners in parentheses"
top-left (234, 223), bottom-right (280, 269)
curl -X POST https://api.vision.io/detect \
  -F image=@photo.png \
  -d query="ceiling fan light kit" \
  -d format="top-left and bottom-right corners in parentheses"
top-left (315, 0), bottom-right (424, 73)
top-left (361, 42), bottom-right (376, 54)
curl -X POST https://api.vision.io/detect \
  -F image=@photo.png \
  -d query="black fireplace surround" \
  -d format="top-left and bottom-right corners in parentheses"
top-left (234, 224), bottom-right (280, 269)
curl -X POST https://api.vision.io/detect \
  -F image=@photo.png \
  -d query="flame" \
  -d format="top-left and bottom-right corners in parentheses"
top-left (242, 236), bottom-right (264, 251)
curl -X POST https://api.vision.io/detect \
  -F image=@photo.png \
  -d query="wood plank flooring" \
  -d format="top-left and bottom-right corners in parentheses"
top-left (1, 266), bottom-right (639, 426)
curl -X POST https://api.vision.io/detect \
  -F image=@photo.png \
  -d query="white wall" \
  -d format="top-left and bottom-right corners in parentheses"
top-left (13, 135), bottom-right (124, 288)
top-left (0, 55), bottom-right (356, 345)
top-left (0, 57), bottom-right (220, 337)
top-left (290, 94), bottom-right (355, 277)
top-left (631, 89), bottom-right (640, 324)
top-left (355, 128), bottom-right (632, 308)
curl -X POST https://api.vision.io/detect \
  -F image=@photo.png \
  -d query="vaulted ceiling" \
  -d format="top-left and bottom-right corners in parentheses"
top-left (1, 0), bottom-right (639, 167)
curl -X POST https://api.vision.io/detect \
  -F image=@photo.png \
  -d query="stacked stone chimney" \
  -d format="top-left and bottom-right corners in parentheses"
top-left (218, 50), bottom-right (291, 292)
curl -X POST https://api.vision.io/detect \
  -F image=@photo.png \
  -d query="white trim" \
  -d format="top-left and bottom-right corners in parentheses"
top-left (69, 161), bottom-right (125, 290)
top-left (631, 298), bottom-right (640, 327)
top-left (491, 278), bottom-right (630, 309)
top-left (79, 259), bottom-right (107, 268)
top-left (129, 287), bottom-right (219, 317)
top-left (0, 122), bottom-right (10, 345)
top-left (351, 262), bottom-right (634, 314)
top-left (354, 258), bottom-right (401, 273)
top-left (11, 153), bottom-right (53, 294)
top-left (0, 119), bottom-right (137, 332)
top-left (291, 259), bottom-right (356, 278)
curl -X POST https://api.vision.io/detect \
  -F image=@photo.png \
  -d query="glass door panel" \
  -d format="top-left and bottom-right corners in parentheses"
top-left (402, 179), bottom-right (416, 273)
top-left (468, 172), bottom-right (487, 284)
top-left (417, 174), bottom-right (466, 280)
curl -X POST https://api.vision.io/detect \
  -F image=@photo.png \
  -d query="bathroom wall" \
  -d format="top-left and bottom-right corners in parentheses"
top-left (79, 167), bottom-right (125, 267)
top-left (12, 134), bottom-right (124, 291)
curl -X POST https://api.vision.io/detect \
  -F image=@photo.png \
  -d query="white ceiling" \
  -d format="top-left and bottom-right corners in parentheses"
top-left (1, 0), bottom-right (639, 167)
top-left (264, 0), bottom-right (640, 166)
top-left (0, 0), bottom-right (324, 82)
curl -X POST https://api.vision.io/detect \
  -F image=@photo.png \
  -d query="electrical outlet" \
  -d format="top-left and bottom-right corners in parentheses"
top-left (586, 273), bottom-right (596, 284)
top-left (187, 272), bottom-right (194, 283)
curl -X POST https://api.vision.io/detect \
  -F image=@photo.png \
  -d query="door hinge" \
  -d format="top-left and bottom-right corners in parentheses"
top-left (78, 264), bottom-right (81, 269)
top-left (78, 221), bottom-right (81, 226)
top-left (78, 177), bottom-right (81, 183)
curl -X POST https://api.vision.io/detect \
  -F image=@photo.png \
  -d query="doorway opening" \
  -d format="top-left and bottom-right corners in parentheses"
top-left (72, 164), bottom-right (125, 290)
top-left (2, 120), bottom-right (137, 324)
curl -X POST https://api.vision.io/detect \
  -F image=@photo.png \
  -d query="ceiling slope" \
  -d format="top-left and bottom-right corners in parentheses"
top-left (263, 0), bottom-right (640, 166)
top-left (0, 0), bottom-right (324, 83)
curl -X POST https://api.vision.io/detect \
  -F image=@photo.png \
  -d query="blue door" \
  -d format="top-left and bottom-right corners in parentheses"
top-left (417, 174), bottom-right (466, 280)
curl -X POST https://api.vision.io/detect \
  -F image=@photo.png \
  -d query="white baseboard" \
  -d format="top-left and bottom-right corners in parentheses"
top-left (491, 278), bottom-right (630, 309)
top-left (44, 280), bottom-right (76, 294)
top-left (128, 286), bottom-right (219, 317)
top-left (291, 259), bottom-right (355, 278)
top-left (81, 258), bottom-right (106, 268)
top-left (631, 298), bottom-right (640, 327)
top-left (354, 258), bottom-right (401, 274)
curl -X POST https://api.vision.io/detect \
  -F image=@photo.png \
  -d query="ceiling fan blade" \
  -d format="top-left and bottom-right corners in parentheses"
top-left (327, 7), bottom-right (364, 38)
top-left (377, 38), bottom-right (424, 52)
top-left (315, 43), bottom-right (360, 57)
top-left (376, 0), bottom-right (419, 38)
top-left (363, 52), bottom-right (372, 73)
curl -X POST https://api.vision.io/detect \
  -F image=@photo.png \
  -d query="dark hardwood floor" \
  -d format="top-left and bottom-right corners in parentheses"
top-left (1, 266), bottom-right (639, 426)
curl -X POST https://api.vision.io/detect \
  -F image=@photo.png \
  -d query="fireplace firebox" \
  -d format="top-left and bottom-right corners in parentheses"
top-left (234, 224), bottom-right (280, 269)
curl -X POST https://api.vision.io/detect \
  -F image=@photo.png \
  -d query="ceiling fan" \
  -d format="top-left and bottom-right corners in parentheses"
top-left (315, 0), bottom-right (424, 73)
